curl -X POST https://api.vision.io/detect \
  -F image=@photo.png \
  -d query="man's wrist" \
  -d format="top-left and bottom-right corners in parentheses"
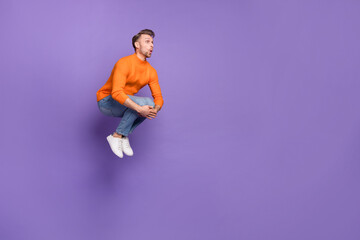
top-left (135, 105), bottom-right (142, 113)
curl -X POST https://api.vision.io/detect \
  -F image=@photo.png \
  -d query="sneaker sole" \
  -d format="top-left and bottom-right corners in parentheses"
top-left (123, 151), bottom-right (134, 157)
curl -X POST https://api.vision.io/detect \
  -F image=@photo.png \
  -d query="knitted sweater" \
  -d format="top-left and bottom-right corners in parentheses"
top-left (96, 53), bottom-right (164, 109)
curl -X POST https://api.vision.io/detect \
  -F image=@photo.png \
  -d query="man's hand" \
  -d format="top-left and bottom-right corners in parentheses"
top-left (138, 106), bottom-right (158, 119)
top-left (124, 98), bottom-right (160, 120)
top-left (146, 108), bottom-right (158, 119)
top-left (138, 105), bottom-right (154, 119)
top-left (146, 105), bottom-right (160, 119)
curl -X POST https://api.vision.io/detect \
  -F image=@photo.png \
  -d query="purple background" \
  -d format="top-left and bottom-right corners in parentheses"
top-left (1, 0), bottom-right (360, 239)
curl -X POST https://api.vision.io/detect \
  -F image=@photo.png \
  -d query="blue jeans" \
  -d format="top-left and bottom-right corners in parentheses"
top-left (97, 95), bottom-right (155, 136)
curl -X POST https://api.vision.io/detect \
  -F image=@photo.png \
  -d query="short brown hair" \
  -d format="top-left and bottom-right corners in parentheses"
top-left (132, 29), bottom-right (155, 52)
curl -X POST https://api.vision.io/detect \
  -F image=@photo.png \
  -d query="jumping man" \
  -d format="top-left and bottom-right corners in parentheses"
top-left (96, 29), bottom-right (164, 158)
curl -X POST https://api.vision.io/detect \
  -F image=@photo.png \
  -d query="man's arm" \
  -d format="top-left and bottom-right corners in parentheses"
top-left (148, 69), bottom-right (164, 111)
top-left (111, 60), bottom-right (131, 105)
top-left (154, 105), bottom-right (161, 112)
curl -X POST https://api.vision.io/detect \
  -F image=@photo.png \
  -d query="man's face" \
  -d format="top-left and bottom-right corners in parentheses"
top-left (136, 34), bottom-right (154, 58)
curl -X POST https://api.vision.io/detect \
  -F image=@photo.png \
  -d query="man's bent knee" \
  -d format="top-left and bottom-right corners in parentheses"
top-left (140, 97), bottom-right (154, 107)
top-left (131, 96), bottom-right (154, 107)
top-left (146, 97), bottom-right (155, 108)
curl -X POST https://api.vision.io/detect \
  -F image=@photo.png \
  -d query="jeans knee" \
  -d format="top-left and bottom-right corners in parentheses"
top-left (144, 97), bottom-right (154, 107)
top-left (132, 96), bottom-right (154, 107)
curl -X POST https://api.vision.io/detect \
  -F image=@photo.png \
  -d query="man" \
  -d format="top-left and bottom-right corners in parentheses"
top-left (96, 29), bottom-right (164, 158)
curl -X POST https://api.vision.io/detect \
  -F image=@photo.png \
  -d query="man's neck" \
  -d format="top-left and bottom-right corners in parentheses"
top-left (135, 52), bottom-right (146, 61)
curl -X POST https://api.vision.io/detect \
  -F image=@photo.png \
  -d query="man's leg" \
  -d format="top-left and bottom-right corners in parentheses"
top-left (127, 117), bottom-right (146, 135)
top-left (115, 96), bottom-right (154, 156)
top-left (115, 108), bottom-right (139, 137)
top-left (98, 95), bottom-right (127, 158)
top-left (99, 95), bottom-right (154, 157)
top-left (115, 95), bottom-right (155, 136)
top-left (128, 96), bottom-right (155, 135)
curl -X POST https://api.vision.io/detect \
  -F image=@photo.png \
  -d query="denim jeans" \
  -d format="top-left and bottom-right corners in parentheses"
top-left (97, 95), bottom-right (155, 136)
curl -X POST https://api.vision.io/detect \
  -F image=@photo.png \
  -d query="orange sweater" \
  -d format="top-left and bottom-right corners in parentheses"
top-left (96, 53), bottom-right (164, 109)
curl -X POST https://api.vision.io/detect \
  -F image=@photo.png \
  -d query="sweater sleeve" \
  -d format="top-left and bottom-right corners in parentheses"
top-left (148, 68), bottom-right (164, 109)
top-left (111, 59), bottom-right (130, 104)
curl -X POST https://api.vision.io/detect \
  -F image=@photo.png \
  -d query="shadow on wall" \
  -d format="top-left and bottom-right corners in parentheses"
top-left (92, 104), bottom-right (156, 158)
top-left (82, 104), bottom-right (156, 192)
top-left (89, 112), bottom-right (123, 190)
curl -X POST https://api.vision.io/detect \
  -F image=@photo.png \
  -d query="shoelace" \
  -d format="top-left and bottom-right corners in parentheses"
top-left (117, 138), bottom-right (122, 150)
top-left (122, 138), bottom-right (131, 149)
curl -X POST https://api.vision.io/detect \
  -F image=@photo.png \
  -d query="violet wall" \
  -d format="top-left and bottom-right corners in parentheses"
top-left (1, 0), bottom-right (360, 239)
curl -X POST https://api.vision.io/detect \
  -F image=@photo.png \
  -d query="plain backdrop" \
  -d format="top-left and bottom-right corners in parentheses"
top-left (1, 0), bottom-right (360, 239)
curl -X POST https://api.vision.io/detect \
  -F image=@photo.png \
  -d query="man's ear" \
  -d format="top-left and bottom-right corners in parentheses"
top-left (135, 42), bottom-right (139, 49)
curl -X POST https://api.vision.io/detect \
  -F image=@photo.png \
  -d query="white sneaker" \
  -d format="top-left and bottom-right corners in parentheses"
top-left (106, 135), bottom-right (123, 158)
top-left (121, 136), bottom-right (133, 156)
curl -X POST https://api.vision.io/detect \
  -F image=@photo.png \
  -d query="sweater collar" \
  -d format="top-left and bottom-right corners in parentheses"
top-left (133, 53), bottom-right (147, 65)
